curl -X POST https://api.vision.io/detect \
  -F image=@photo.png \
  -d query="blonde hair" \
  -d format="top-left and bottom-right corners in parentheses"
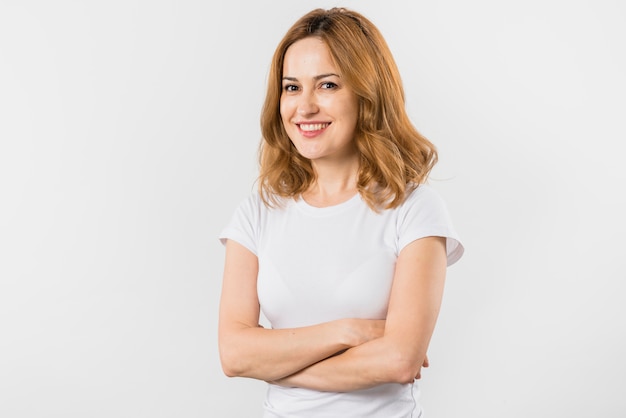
top-left (259, 7), bottom-right (437, 210)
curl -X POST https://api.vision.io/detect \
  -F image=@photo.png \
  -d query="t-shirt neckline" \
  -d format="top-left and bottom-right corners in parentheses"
top-left (294, 192), bottom-right (362, 217)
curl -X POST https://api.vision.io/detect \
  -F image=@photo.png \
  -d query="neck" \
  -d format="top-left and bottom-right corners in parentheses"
top-left (304, 154), bottom-right (360, 207)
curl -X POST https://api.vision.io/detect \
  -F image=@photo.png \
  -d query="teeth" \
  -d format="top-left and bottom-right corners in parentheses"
top-left (299, 123), bottom-right (329, 132)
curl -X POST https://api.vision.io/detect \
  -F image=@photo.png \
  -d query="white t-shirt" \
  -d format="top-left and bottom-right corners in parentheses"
top-left (220, 184), bottom-right (464, 418)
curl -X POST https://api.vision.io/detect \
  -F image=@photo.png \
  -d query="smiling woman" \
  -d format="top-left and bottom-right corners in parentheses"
top-left (279, 37), bottom-right (360, 167)
top-left (218, 7), bottom-right (464, 418)
top-left (259, 8), bottom-right (440, 210)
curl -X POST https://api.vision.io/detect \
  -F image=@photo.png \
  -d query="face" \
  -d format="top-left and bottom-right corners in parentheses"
top-left (280, 37), bottom-right (359, 163)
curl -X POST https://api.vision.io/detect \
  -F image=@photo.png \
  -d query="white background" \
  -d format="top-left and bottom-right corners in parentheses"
top-left (1, 0), bottom-right (625, 417)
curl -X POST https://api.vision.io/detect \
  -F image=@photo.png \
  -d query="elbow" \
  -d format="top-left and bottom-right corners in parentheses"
top-left (219, 334), bottom-right (273, 380)
top-left (383, 350), bottom-right (422, 385)
top-left (221, 356), bottom-right (249, 378)
top-left (219, 343), bottom-right (246, 378)
top-left (220, 356), bottom-right (240, 378)
top-left (388, 360), bottom-right (420, 385)
top-left (222, 367), bottom-right (240, 378)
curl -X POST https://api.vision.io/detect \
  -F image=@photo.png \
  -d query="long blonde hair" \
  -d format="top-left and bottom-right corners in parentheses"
top-left (259, 7), bottom-right (437, 210)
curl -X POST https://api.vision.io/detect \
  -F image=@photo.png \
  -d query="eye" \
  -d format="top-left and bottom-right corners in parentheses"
top-left (283, 84), bottom-right (299, 92)
top-left (320, 82), bottom-right (337, 89)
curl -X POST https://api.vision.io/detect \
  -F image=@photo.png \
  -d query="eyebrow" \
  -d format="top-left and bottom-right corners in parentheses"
top-left (282, 73), bottom-right (341, 82)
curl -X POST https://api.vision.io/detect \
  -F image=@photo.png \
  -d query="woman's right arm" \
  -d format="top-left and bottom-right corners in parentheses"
top-left (218, 239), bottom-right (384, 382)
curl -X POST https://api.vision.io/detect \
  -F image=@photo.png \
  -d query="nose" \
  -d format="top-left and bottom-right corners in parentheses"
top-left (296, 90), bottom-right (319, 116)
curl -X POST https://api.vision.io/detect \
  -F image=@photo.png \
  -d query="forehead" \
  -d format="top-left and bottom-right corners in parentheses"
top-left (283, 37), bottom-right (338, 75)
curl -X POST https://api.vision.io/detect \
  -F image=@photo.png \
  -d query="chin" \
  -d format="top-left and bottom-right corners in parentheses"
top-left (292, 144), bottom-right (325, 160)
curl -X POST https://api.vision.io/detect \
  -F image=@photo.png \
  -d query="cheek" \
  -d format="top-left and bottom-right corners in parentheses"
top-left (279, 96), bottom-right (294, 119)
top-left (279, 100), bottom-right (295, 138)
top-left (339, 99), bottom-right (359, 126)
top-left (279, 100), bottom-right (286, 120)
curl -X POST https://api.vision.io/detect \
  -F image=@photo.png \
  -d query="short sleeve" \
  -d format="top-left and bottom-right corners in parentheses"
top-left (397, 185), bottom-right (464, 266)
top-left (219, 193), bottom-right (261, 255)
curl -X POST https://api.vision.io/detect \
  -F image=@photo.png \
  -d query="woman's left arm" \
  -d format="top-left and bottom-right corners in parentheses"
top-left (272, 236), bottom-right (448, 392)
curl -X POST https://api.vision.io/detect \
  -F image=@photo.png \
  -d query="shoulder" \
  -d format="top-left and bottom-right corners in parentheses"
top-left (398, 183), bottom-right (447, 214)
top-left (219, 191), bottom-right (275, 253)
top-left (226, 191), bottom-right (260, 219)
top-left (234, 190), bottom-right (294, 219)
top-left (398, 183), bottom-right (464, 265)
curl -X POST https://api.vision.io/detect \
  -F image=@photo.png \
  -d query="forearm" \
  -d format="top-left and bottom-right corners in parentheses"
top-left (272, 334), bottom-right (428, 392)
top-left (270, 238), bottom-right (446, 393)
top-left (219, 240), bottom-right (386, 382)
top-left (219, 319), bottom-right (370, 382)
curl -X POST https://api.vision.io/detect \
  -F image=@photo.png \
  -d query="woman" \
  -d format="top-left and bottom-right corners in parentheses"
top-left (219, 7), bottom-right (464, 417)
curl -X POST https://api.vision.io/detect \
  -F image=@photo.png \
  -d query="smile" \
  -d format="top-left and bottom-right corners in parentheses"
top-left (298, 123), bottom-right (330, 132)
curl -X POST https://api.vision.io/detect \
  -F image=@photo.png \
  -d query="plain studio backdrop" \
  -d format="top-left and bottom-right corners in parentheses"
top-left (1, 0), bottom-right (625, 417)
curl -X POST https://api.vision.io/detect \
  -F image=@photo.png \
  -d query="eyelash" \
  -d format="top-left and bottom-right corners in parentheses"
top-left (282, 82), bottom-right (338, 92)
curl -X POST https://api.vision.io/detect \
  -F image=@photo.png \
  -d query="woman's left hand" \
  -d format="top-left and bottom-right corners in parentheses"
top-left (415, 355), bottom-right (429, 379)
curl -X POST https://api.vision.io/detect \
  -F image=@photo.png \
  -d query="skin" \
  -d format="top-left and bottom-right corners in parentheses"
top-left (280, 36), bottom-right (361, 206)
top-left (219, 240), bottom-right (385, 382)
top-left (218, 36), bottom-right (446, 391)
top-left (270, 237), bottom-right (445, 391)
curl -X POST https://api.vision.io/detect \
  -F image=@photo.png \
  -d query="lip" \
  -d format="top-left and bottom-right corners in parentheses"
top-left (295, 121), bottom-right (331, 138)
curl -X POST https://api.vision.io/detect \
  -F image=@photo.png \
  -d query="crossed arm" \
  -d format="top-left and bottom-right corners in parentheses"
top-left (218, 236), bottom-right (447, 392)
